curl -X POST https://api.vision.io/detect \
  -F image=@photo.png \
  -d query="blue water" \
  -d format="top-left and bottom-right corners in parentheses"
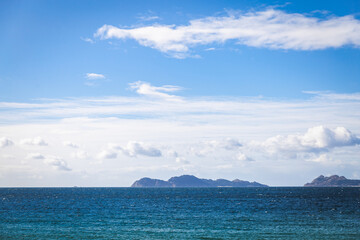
top-left (1, 188), bottom-right (359, 239)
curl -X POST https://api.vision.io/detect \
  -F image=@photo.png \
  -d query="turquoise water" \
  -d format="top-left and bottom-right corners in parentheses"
top-left (1, 187), bottom-right (360, 239)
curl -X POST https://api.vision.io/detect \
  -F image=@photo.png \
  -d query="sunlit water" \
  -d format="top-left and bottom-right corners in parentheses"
top-left (1, 187), bottom-right (359, 239)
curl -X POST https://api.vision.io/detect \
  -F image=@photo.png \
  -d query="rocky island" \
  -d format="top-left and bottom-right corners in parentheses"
top-left (131, 175), bottom-right (268, 188)
top-left (304, 175), bottom-right (360, 187)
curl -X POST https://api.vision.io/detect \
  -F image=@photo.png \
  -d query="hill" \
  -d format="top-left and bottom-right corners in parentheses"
top-left (304, 175), bottom-right (360, 187)
top-left (131, 175), bottom-right (268, 187)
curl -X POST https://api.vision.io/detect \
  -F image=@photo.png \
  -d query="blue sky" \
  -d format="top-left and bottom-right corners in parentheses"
top-left (1, 0), bottom-right (360, 100)
top-left (0, 0), bottom-right (360, 186)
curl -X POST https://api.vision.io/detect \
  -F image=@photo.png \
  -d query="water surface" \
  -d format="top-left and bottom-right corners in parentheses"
top-left (1, 187), bottom-right (359, 239)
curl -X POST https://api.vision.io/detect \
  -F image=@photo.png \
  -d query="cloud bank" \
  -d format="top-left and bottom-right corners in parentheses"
top-left (253, 126), bottom-right (360, 155)
top-left (0, 82), bottom-right (359, 186)
top-left (95, 8), bottom-right (360, 57)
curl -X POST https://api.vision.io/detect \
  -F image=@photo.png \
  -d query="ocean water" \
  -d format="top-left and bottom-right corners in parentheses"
top-left (1, 188), bottom-right (359, 239)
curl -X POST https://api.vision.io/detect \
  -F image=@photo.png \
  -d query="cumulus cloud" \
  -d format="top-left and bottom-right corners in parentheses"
top-left (117, 141), bottom-right (162, 157)
top-left (63, 141), bottom-right (79, 148)
top-left (254, 126), bottom-right (360, 155)
top-left (0, 137), bottom-right (13, 148)
top-left (26, 153), bottom-right (45, 160)
top-left (237, 152), bottom-right (254, 162)
top-left (209, 138), bottom-right (242, 150)
top-left (191, 138), bottom-right (242, 157)
top-left (86, 73), bottom-right (105, 79)
top-left (95, 8), bottom-right (360, 57)
top-left (44, 156), bottom-right (71, 171)
top-left (97, 150), bottom-right (118, 159)
top-left (20, 137), bottom-right (48, 146)
top-left (129, 81), bottom-right (182, 101)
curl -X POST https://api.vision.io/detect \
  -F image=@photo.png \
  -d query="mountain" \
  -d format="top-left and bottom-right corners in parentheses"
top-left (131, 175), bottom-right (268, 187)
top-left (304, 175), bottom-right (360, 187)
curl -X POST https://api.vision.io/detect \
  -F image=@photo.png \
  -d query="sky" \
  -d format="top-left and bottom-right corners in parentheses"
top-left (1, 0), bottom-right (360, 187)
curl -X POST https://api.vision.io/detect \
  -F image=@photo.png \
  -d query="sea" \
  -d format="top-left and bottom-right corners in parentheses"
top-left (1, 187), bottom-right (359, 239)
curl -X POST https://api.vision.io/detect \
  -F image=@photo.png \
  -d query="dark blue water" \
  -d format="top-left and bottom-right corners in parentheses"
top-left (1, 188), bottom-right (359, 239)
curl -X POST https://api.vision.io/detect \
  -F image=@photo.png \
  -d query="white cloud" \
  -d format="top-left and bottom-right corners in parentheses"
top-left (304, 91), bottom-right (360, 101)
top-left (63, 141), bottom-right (79, 148)
top-left (216, 138), bottom-right (242, 150)
top-left (191, 138), bottom-right (242, 157)
top-left (253, 126), bottom-right (360, 155)
top-left (129, 81), bottom-right (182, 101)
top-left (117, 141), bottom-right (162, 157)
top-left (0, 82), bottom-right (360, 186)
top-left (175, 157), bottom-right (190, 164)
top-left (138, 15), bottom-right (160, 21)
top-left (95, 8), bottom-right (360, 57)
top-left (0, 137), bottom-right (13, 148)
top-left (97, 150), bottom-right (118, 159)
top-left (237, 152), bottom-right (254, 162)
top-left (72, 150), bottom-right (88, 159)
top-left (81, 37), bottom-right (95, 44)
top-left (166, 150), bottom-right (179, 158)
top-left (309, 154), bottom-right (331, 163)
top-left (20, 137), bottom-right (48, 146)
top-left (86, 73), bottom-right (105, 80)
top-left (44, 156), bottom-right (71, 171)
top-left (26, 153), bottom-right (45, 160)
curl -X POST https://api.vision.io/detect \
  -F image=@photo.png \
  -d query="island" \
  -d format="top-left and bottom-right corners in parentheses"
top-left (131, 175), bottom-right (268, 187)
top-left (304, 175), bottom-right (360, 187)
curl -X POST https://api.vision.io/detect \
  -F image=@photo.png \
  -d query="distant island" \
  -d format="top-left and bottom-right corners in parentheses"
top-left (131, 175), bottom-right (268, 188)
top-left (304, 175), bottom-right (360, 187)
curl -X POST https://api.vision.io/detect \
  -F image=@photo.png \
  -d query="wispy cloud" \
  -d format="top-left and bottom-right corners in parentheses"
top-left (95, 8), bottom-right (360, 58)
top-left (129, 81), bottom-right (183, 101)
top-left (304, 91), bottom-right (360, 101)
top-left (81, 37), bottom-right (95, 44)
top-left (26, 153), bottom-right (45, 160)
top-left (85, 73), bottom-right (106, 87)
top-left (138, 15), bottom-right (160, 21)
top-left (86, 73), bottom-right (105, 80)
